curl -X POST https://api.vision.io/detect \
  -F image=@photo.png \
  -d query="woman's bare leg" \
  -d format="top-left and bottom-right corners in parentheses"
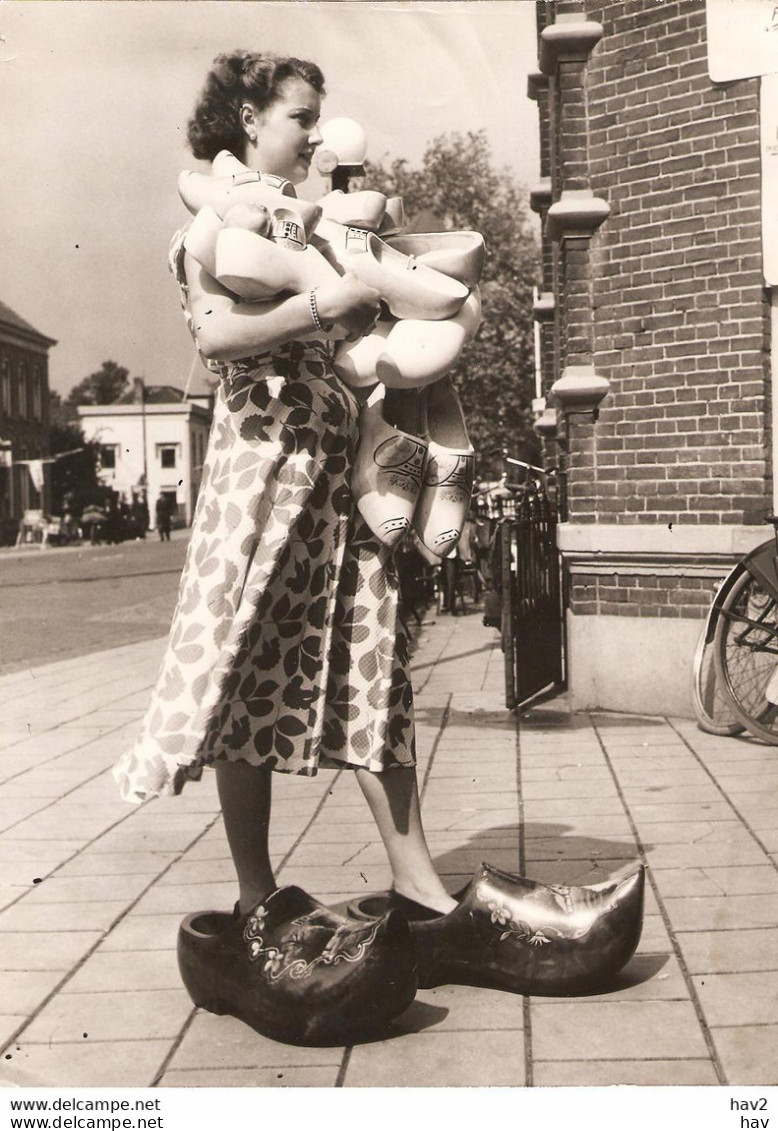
top-left (355, 765), bottom-right (456, 915)
top-left (215, 760), bottom-right (276, 914)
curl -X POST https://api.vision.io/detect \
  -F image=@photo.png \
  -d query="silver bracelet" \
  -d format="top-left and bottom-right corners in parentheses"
top-left (309, 289), bottom-right (325, 333)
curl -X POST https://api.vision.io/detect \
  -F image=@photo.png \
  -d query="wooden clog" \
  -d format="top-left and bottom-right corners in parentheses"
top-left (314, 218), bottom-right (469, 321)
top-left (351, 384), bottom-right (428, 547)
top-left (213, 227), bottom-right (341, 301)
top-left (177, 886), bottom-right (418, 1046)
top-left (413, 377), bottom-right (475, 558)
top-left (333, 288), bottom-right (482, 390)
top-left (386, 231), bottom-right (486, 288)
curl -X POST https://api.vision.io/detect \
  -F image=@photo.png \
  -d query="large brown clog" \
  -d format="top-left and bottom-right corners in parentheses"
top-left (177, 886), bottom-right (418, 1046)
top-left (411, 862), bottom-right (645, 994)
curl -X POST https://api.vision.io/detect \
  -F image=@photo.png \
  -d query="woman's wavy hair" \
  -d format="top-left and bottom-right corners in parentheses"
top-left (187, 51), bottom-right (325, 162)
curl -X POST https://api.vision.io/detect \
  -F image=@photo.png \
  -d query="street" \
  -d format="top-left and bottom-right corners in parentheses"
top-left (0, 537), bottom-right (188, 675)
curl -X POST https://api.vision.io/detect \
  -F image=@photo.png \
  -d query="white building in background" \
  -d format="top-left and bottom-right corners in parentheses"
top-left (77, 384), bottom-right (212, 527)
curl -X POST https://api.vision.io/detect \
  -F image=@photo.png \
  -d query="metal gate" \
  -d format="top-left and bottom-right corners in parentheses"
top-left (500, 480), bottom-right (564, 710)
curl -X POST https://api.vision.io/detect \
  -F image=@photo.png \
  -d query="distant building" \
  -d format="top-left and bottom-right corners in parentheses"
top-left (77, 379), bottom-right (213, 528)
top-left (0, 300), bottom-right (56, 544)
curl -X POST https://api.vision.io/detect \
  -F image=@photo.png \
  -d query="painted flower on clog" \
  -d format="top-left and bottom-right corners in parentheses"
top-left (487, 900), bottom-right (511, 927)
top-left (263, 949), bottom-right (284, 976)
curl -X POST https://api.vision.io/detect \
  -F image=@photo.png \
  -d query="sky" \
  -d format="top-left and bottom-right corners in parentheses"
top-left (0, 0), bottom-right (540, 397)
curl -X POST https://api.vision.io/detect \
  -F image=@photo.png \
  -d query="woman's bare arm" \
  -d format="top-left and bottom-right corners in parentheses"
top-left (185, 253), bottom-right (381, 363)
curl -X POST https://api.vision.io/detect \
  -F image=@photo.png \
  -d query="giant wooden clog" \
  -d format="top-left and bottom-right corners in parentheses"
top-left (177, 886), bottom-right (418, 1046)
top-left (352, 384), bottom-right (428, 547)
top-left (386, 231), bottom-right (486, 288)
top-left (314, 218), bottom-right (469, 321)
top-left (413, 378), bottom-right (475, 558)
top-left (333, 288), bottom-right (482, 390)
top-left (411, 863), bottom-right (645, 994)
top-left (214, 227), bottom-right (341, 301)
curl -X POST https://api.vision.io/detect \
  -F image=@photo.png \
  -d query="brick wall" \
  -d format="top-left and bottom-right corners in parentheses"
top-left (568, 570), bottom-right (722, 617)
top-left (565, 0), bottom-right (770, 527)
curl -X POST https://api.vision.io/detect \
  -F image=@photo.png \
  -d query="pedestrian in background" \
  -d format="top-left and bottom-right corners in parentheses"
top-left (154, 494), bottom-right (171, 542)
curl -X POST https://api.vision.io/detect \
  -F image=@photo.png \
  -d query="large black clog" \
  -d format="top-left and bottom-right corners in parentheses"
top-left (411, 862), bottom-right (645, 994)
top-left (177, 885), bottom-right (418, 1046)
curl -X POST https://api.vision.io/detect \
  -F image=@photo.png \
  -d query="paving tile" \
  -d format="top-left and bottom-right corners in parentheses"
top-left (651, 866), bottom-right (778, 898)
top-left (0, 1039), bottom-right (171, 1087)
top-left (62, 948), bottom-right (181, 993)
top-left (158, 1065), bottom-right (341, 1086)
top-left (0, 930), bottom-right (101, 970)
top-left (693, 972), bottom-right (778, 1027)
top-left (169, 1011), bottom-right (343, 1069)
top-left (344, 1029), bottom-right (525, 1086)
top-left (0, 1015), bottom-right (25, 1048)
top-left (0, 900), bottom-right (129, 933)
top-left (391, 983), bottom-right (523, 1033)
top-left (666, 894), bottom-right (778, 932)
top-left (629, 802), bottom-right (738, 823)
top-left (678, 928), bottom-right (778, 974)
top-left (0, 969), bottom-right (64, 1013)
top-left (533, 1058), bottom-right (719, 1086)
top-left (133, 882), bottom-right (236, 914)
top-left (17, 873), bottom-right (154, 904)
top-left (0, 839), bottom-right (82, 862)
top-left (521, 780), bottom-right (621, 801)
top-left (712, 1025), bottom-right (778, 1085)
top-left (646, 841), bottom-right (768, 869)
top-left (56, 853), bottom-right (174, 877)
top-left (521, 796), bottom-right (627, 818)
top-left (524, 837), bottom-right (638, 862)
top-left (531, 1001), bottom-right (709, 1060)
top-left (22, 988), bottom-right (192, 1043)
top-left (99, 913), bottom-right (181, 951)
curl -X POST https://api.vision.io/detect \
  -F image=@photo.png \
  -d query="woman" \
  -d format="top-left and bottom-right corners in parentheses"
top-left (114, 51), bottom-right (456, 929)
top-left (113, 54), bottom-right (645, 1042)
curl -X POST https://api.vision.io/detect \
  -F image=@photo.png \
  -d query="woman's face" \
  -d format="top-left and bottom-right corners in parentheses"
top-left (245, 78), bottom-right (323, 184)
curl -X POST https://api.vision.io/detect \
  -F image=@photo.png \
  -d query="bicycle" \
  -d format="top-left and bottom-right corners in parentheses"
top-left (693, 517), bottom-right (778, 744)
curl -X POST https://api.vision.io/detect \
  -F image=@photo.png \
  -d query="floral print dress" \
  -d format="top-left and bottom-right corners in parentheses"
top-left (112, 229), bottom-right (416, 803)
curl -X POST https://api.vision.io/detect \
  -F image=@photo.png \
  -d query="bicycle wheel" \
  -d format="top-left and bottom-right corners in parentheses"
top-left (690, 620), bottom-right (744, 736)
top-left (714, 568), bottom-right (778, 744)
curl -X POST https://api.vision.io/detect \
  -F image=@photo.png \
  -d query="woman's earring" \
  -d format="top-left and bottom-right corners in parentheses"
top-left (248, 131), bottom-right (257, 142)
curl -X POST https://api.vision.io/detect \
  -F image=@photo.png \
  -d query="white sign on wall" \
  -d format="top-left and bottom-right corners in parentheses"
top-left (762, 74), bottom-right (778, 283)
top-left (707, 0), bottom-right (778, 81)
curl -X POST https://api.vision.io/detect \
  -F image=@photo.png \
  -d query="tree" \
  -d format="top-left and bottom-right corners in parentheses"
top-left (48, 390), bottom-right (101, 516)
top-left (66, 360), bottom-right (131, 406)
top-left (366, 130), bottom-right (541, 479)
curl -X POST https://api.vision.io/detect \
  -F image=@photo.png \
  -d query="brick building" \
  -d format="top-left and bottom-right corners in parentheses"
top-left (529, 0), bottom-right (771, 714)
top-left (0, 301), bottom-right (56, 544)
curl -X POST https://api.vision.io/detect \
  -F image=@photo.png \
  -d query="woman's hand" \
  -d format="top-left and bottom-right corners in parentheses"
top-left (315, 274), bottom-right (381, 340)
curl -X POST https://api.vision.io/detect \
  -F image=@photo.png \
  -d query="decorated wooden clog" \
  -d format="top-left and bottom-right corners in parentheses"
top-left (386, 231), bottom-right (486, 288)
top-left (333, 287), bottom-right (482, 390)
top-left (411, 863), bottom-right (645, 994)
top-left (352, 384), bottom-right (429, 547)
top-left (314, 218), bottom-right (469, 321)
top-left (413, 377), bottom-right (475, 558)
top-left (177, 886), bottom-right (418, 1046)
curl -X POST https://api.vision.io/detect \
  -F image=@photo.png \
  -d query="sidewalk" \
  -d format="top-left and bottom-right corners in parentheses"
top-left (0, 610), bottom-right (776, 1088)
